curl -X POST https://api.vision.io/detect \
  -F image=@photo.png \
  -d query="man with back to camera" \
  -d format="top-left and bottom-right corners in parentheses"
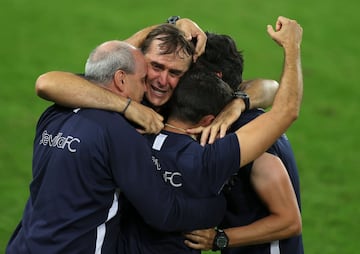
top-left (5, 40), bottom-right (231, 254)
top-left (118, 16), bottom-right (303, 253)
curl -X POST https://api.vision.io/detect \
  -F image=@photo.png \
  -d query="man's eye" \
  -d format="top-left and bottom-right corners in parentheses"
top-left (170, 72), bottom-right (182, 77)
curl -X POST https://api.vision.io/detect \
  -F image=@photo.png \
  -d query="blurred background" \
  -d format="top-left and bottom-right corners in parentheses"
top-left (1, 0), bottom-right (359, 253)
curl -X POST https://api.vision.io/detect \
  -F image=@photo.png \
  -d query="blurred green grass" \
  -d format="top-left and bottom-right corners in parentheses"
top-left (1, 0), bottom-right (359, 253)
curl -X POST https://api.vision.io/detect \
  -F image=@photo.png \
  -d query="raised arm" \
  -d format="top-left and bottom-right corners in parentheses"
top-left (235, 16), bottom-right (303, 167)
top-left (36, 71), bottom-right (164, 133)
top-left (125, 25), bottom-right (158, 48)
top-left (184, 152), bottom-right (301, 249)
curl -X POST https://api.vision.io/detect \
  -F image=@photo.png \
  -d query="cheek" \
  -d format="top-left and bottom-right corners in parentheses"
top-left (146, 68), bottom-right (157, 81)
top-left (169, 77), bottom-right (180, 89)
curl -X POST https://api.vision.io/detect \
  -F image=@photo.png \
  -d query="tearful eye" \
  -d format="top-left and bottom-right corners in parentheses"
top-left (153, 66), bottom-right (161, 72)
top-left (169, 72), bottom-right (181, 78)
top-left (150, 62), bottom-right (165, 73)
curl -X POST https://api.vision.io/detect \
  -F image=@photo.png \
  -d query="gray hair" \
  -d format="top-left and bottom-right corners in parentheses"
top-left (85, 41), bottom-right (136, 84)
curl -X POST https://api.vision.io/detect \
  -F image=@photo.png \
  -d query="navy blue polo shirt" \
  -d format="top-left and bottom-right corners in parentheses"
top-left (6, 105), bottom-right (226, 254)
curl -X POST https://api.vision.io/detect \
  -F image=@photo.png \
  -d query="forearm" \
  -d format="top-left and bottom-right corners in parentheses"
top-left (36, 71), bottom-right (164, 133)
top-left (125, 25), bottom-right (158, 48)
top-left (36, 71), bottom-right (129, 112)
top-left (226, 154), bottom-right (302, 247)
top-left (226, 214), bottom-right (301, 247)
top-left (240, 79), bottom-right (279, 109)
top-left (235, 48), bottom-right (302, 166)
top-left (272, 46), bottom-right (302, 120)
top-left (264, 17), bottom-right (303, 123)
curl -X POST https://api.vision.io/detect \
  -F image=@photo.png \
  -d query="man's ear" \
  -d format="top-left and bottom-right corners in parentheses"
top-left (198, 115), bottom-right (215, 127)
top-left (114, 69), bottom-right (126, 91)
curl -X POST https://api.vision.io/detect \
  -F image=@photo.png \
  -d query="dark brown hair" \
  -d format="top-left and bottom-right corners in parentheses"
top-left (141, 24), bottom-right (195, 59)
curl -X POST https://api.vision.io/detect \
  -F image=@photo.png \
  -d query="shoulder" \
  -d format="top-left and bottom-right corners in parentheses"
top-left (77, 109), bottom-right (135, 132)
top-left (230, 108), bottom-right (265, 131)
top-left (147, 131), bottom-right (197, 152)
top-left (71, 108), bottom-right (142, 142)
top-left (204, 133), bottom-right (240, 160)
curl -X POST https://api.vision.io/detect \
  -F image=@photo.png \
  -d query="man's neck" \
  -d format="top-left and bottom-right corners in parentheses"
top-left (164, 119), bottom-right (197, 140)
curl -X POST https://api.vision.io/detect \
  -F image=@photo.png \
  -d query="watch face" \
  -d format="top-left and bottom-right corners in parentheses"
top-left (213, 229), bottom-right (229, 250)
top-left (216, 235), bottom-right (228, 248)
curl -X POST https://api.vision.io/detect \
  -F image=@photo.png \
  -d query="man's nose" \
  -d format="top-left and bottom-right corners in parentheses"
top-left (158, 71), bottom-right (169, 86)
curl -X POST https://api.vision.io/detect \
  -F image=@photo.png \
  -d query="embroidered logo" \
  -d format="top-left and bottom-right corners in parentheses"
top-left (39, 130), bottom-right (81, 153)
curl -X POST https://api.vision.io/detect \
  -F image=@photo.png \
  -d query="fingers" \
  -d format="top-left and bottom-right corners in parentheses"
top-left (183, 30), bottom-right (207, 62)
top-left (183, 31), bottom-right (193, 41)
top-left (219, 124), bottom-right (228, 139)
top-left (199, 127), bottom-right (211, 146)
top-left (184, 239), bottom-right (203, 250)
top-left (148, 121), bottom-right (164, 134)
top-left (136, 129), bottom-right (146, 134)
top-left (137, 119), bottom-right (164, 134)
top-left (188, 125), bottom-right (215, 146)
top-left (175, 18), bottom-right (207, 62)
top-left (193, 33), bottom-right (207, 62)
top-left (186, 126), bottom-right (204, 135)
top-left (190, 121), bottom-right (231, 146)
top-left (183, 231), bottom-right (213, 251)
top-left (275, 17), bottom-right (283, 31)
top-left (267, 24), bottom-right (275, 36)
top-left (267, 16), bottom-right (302, 48)
top-left (130, 105), bottom-right (164, 134)
top-left (207, 127), bottom-right (220, 145)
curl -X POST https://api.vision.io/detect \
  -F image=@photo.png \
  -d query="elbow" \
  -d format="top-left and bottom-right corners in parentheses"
top-left (289, 109), bottom-right (300, 123)
top-left (287, 214), bottom-right (302, 237)
top-left (35, 74), bottom-right (48, 99)
top-left (35, 72), bottom-right (55, 100)
top-left (279, 103), bottom-right (300, 124)
top-left (291, 220), bottom-right (302, 236)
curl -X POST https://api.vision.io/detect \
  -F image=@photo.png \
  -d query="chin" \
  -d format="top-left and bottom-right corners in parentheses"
top-left (149, 95), bottom-right (169, 107)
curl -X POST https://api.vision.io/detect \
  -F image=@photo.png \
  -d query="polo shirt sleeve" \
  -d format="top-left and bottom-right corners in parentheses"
top-left (201, 133), bottom-right (241, 194)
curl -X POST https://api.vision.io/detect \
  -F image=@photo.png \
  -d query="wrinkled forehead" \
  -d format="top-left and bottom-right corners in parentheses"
top-left (147, 38), bottom-right (192, 59)
top-left (145, 39), bottom-right (192, 70)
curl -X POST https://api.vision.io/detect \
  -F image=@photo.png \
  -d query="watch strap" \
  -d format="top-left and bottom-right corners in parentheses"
top-left (233, 90), bottom-right (250, 111)
top-left (166, 16), bottom-right (181, 24)
top-left (212, 228), bottom-right (229, 251)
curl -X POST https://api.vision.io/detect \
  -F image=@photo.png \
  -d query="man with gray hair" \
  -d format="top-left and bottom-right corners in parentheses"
top-left (6, 40), bottom-right (226, 254)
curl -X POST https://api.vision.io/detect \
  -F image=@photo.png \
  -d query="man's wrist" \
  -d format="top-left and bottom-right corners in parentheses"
top-left (233, 91), bottom-right (250, 111)
top-left (212, 228), bottom-right (229, 251)
top-left (121, 98), bottom-right (132, 115)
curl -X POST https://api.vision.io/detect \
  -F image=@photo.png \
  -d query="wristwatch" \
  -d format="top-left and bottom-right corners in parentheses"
top-left (212, 228), bottom-right (229, 251)
top-left (233, 90), bottom-right (250, 111)
top-left (166, 15), bottom-right (181, 24)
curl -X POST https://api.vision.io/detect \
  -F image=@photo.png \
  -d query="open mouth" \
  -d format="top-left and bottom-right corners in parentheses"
top-left (150, 84), bottom-right (168, 97)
